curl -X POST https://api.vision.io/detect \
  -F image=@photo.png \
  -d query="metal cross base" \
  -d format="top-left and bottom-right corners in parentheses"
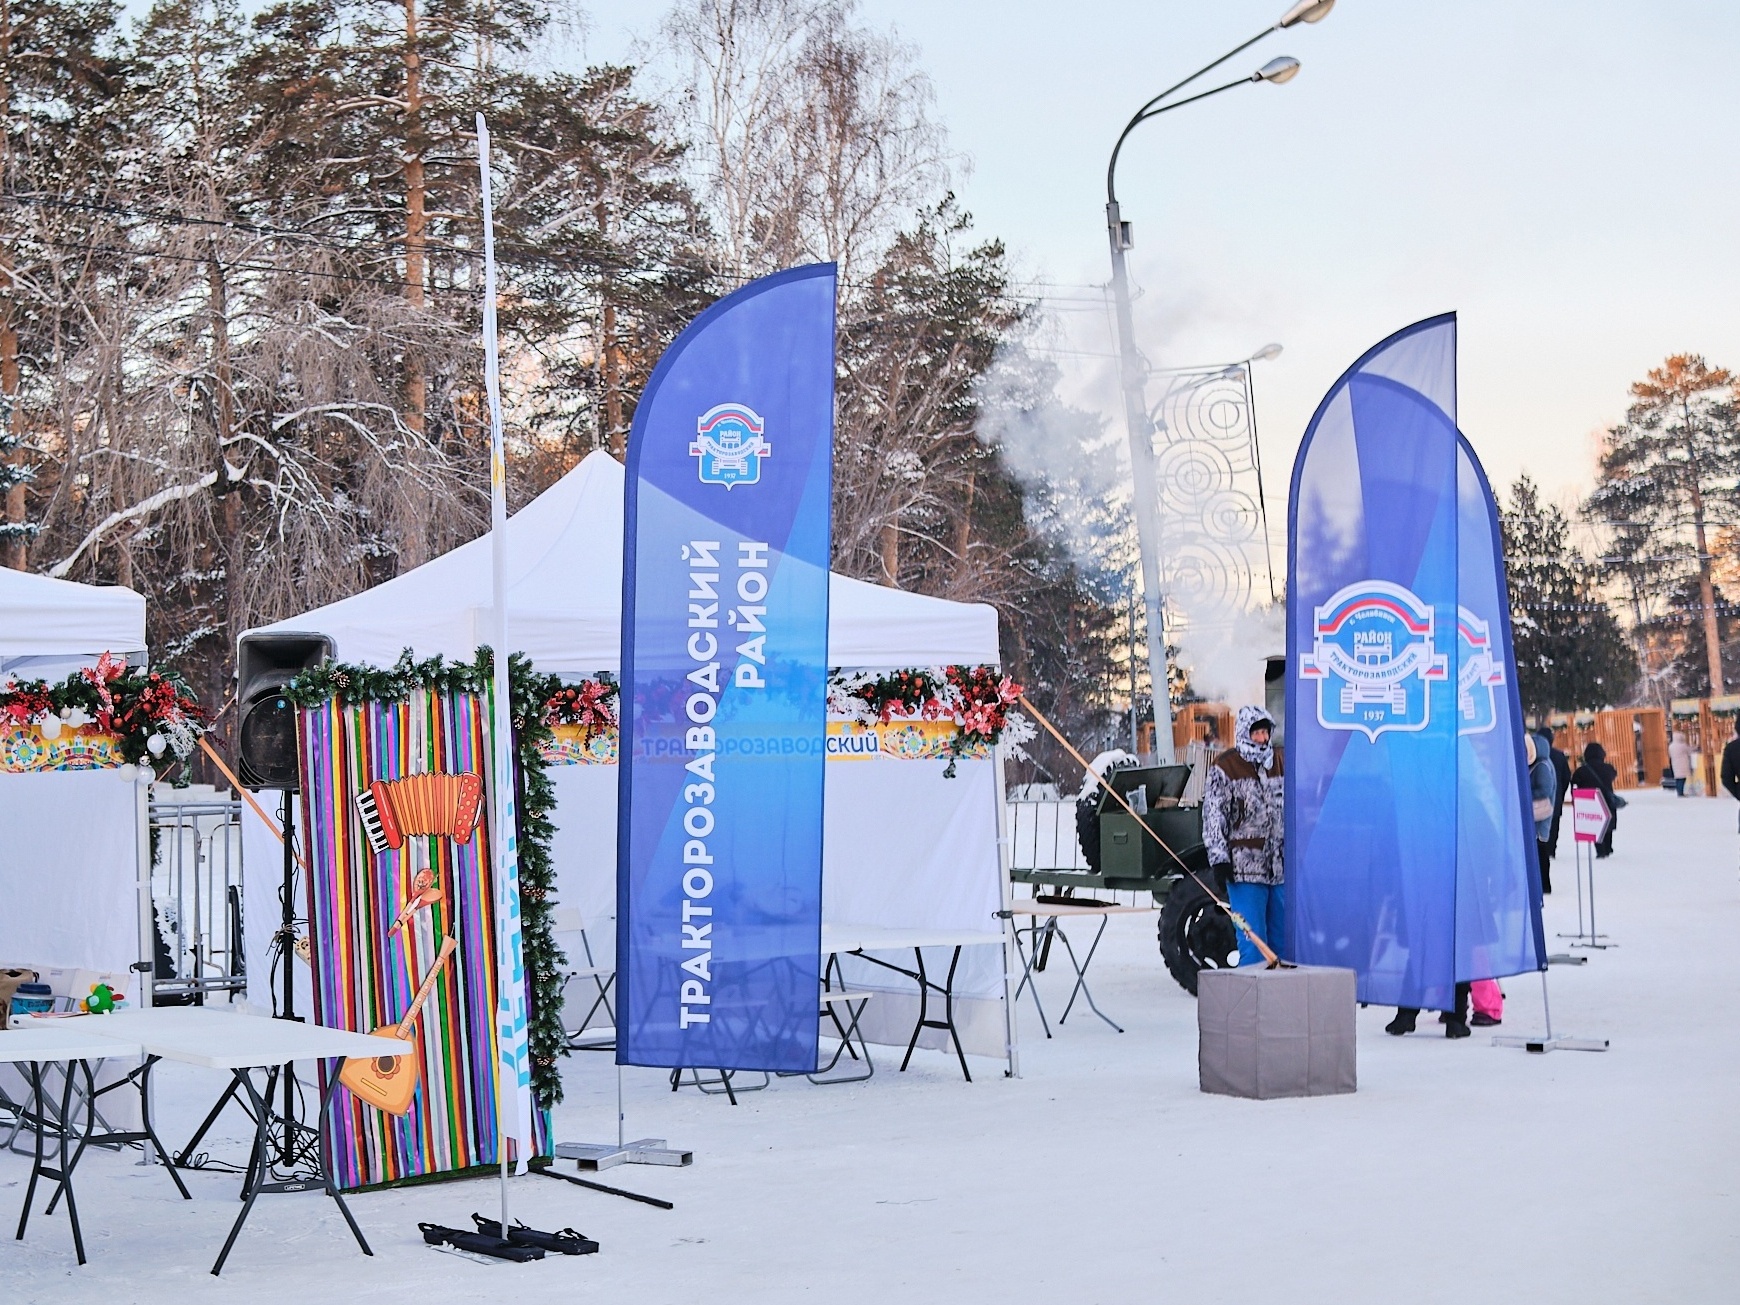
top-left (554, 1139), bottom-right (692, 1172)
top-left (1491, 1033), bottom-right (1610, 1053)
top-left (1490, 972), bottom-right (1608, 1054)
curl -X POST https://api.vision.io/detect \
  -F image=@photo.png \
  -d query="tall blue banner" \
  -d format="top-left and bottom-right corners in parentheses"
top-left (1287, 314), bottom-right (1542, 1010)
top-left (618, 264), bottom-right (836, 1071)
top-left (1455, 435), bottom-right (1547, 986)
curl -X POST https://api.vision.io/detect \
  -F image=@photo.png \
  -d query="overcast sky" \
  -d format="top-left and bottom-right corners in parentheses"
top-left (576, 0), bottom-right (1740, 529)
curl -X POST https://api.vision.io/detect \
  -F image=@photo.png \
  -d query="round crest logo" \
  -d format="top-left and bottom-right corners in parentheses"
top-left (689, 402), bottom-right (771, 488)
top-left (1455, 606), bottom-right (1505, 737)
top-left (1299, 580), bottom-right (1449, 741)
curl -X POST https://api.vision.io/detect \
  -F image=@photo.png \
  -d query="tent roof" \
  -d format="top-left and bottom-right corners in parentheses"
top-left (0, 568), bottom-right (147, 659)
top-left (253, 451), bottom-right (999, 672)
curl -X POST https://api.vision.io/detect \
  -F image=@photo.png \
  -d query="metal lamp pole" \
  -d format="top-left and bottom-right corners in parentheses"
top-left (1105, 0), bottom-right (1330, 763)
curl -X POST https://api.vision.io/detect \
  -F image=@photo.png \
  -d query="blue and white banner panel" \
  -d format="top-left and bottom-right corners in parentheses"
top-left (618, 264), bottom-right (836, 1072)
top-left (1454, 436), bottom-right (1547, 981)
top-left (1286, 314), bottom-right (1462, 1012)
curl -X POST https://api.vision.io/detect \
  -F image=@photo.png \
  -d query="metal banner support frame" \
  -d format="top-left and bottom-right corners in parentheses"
top-left (552, 1066), bottom-right (692, 1172)
top-left (1491, 969), bottom-right (1608, 1054)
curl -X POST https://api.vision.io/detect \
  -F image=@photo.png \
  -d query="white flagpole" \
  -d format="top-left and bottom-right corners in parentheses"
top-left (476, 112), bottom-right (531, 1231)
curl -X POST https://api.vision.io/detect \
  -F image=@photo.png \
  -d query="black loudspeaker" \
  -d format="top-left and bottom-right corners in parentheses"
top-left (235, 632), bottom-right (334, 790)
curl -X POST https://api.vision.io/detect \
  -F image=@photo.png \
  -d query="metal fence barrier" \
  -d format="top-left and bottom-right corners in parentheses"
top-left (148, 796), bottom-right (245, 1003)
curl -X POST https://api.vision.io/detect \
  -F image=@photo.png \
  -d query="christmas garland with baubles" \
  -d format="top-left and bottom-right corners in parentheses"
top-left (0, 652), bottom-right (205, 773)
top-left (827, 664), bottom-right (1031, 776)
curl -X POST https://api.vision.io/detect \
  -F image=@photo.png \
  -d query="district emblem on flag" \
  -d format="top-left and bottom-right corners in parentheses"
top-left (690, 402), bottom-right (772, 488)
top-left (1299, 580), bottom-right (1448, 741)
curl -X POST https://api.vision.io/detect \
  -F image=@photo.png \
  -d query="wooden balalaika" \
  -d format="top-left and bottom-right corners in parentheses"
top-left (339, 936), bottom-right (457, 1116)
top-left (355, 771), bottom-right (484, 856)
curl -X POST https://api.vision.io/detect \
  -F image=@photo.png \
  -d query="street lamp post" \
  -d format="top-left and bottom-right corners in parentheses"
top-left (1106, 1), bottom-right (1330, 763)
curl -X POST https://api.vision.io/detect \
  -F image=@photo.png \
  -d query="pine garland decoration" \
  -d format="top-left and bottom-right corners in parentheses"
top-left (287, 647), bottom-right (570, 1107)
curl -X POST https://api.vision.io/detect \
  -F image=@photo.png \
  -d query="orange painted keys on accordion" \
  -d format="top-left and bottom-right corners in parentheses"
top-left (354, 771), bottom-right (485, 855)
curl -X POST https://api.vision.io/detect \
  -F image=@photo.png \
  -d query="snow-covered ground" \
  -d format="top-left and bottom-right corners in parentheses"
top-left (5, 785), bottom-right (1736, 1303)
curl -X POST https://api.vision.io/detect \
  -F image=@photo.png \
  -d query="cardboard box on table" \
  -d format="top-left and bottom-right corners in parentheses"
top-left (1197, 964), bottom-right (1357, 1099)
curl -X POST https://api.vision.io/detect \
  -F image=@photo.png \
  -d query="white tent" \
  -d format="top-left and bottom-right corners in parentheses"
top-left (253, 450), bottom-right (998, 672)
top-left (0, 571), bottom-right (148, 983)
top-left (0, 567), bottom-right (147, 678)
top-left (243, 452), bottom-right (1014, 1064)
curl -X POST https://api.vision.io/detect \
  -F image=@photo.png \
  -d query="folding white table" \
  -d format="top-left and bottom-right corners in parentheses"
top-left (2, 1022), bottom-right (188, 1265)
top-left (821, 924), bottom-right (1006, 1081)
top-left (66, 1008), bottom-right (410, 1276)
top-left (1001, 900), bottom-right (1156, 1035)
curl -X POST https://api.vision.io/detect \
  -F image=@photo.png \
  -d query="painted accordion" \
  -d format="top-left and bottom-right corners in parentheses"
top-left (354, 771), bottom-right (485, 855)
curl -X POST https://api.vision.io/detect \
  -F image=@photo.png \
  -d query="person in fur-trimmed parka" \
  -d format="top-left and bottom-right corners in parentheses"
top-left (1201, 705), bottom-right (1285, 966)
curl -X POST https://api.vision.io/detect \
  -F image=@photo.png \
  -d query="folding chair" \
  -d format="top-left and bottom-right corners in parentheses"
top-left (552, 907), bottom-right (616, 1050)
top-left (803, 990), bottom-right (875, 1085)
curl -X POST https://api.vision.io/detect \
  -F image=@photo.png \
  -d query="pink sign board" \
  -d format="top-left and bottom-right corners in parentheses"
top-left (1571, 787), bottom-right (1610, 844)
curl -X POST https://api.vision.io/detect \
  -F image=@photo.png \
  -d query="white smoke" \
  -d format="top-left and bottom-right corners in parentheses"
top-left (1172, 603), bottom-right (1283, 710)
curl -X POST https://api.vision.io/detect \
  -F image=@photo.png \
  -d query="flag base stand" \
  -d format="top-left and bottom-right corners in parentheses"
top-left (1492, 971), bottom-right (1607, 1053)
top-left (553, 1139), bottom-right (692, 1171)
top-left (1491, 1032), bottom-right (1609, 1053)
top-left (553, 1065), bottom-right (691, 1172)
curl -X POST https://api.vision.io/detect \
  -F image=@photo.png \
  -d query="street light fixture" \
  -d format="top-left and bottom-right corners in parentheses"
top-left (1256, 56), bottom-right (1302, 84)
top-left (1280, 0), bottom-right (1335, 26)
top-left (1249, 342), bottom-right (1285, 363)
top-left (1105, 6), bottom-right (1329, 763)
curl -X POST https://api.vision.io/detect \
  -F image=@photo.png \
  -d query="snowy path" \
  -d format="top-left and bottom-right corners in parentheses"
top-left (4, 786), bottom-right (1735, 1303)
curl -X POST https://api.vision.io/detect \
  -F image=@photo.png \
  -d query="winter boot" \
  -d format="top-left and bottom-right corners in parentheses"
top-left (1445, 1017), bottom-right (1472, 1038)
top-left (1385, 1009), bottom-right (1418, 1036)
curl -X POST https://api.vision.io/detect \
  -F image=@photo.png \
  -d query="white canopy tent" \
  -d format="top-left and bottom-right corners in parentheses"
top-left (0, 571), bottom-right (148, 982)
top-left (242, 452), bottom-right (1016, 1063)
top-left (251, 450), bottom-right (998, 672)
top-left (0, 567), bottom-right (147, 680)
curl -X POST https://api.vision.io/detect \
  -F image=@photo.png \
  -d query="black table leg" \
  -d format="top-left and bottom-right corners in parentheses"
top-left (211, 1068), bottom-right (271, 1276)
top-left (317, 1061), bottom-right (372, 1258)
top-left (48, 1056), bottom-right (189, 1213)
top-left (211, 1059), bottom-right (372, 1276)
top-left (15, 1059), bottom-right (87, 1265)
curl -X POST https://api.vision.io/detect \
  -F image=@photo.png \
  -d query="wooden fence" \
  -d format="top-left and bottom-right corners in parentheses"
top-left (1550, 708), bottom-right (1668, 792)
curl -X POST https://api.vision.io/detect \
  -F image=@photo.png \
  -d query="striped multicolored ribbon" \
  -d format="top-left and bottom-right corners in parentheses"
top-left (297, 689), bottom-right (550, 1191)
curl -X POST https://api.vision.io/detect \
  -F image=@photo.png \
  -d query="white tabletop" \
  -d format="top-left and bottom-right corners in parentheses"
top-left (0, 1022), bottom-right (144, 1063)
top-left (38, 1007), bottom-right (412, 1071)
top-left (822, 923), bottom-right (1005, 955)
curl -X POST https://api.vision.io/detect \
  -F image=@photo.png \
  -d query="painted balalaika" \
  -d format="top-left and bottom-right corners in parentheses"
top-left (339, 936), bottom-right (457, 1116)
top-left (354, 771), bottom-right (484, 856)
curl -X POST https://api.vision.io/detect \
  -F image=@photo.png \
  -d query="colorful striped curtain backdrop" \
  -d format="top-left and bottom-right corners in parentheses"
top-left (297, 687), bottom-right (549, 1191)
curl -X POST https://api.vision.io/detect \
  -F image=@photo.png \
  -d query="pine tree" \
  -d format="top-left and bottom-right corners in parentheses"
top-left (1585, 354), bottom-right (1740, 696)
top-left (1502, 474), bottom-right (1637, 715)
top-left (0, 0), bottom-right (125, 569)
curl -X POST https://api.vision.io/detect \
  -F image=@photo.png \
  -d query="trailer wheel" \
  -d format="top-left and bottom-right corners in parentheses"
top-left (1157, 873), bottom-right (1238, 995)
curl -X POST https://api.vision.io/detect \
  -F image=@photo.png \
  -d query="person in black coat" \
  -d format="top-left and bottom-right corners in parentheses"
top-left (1545, 732), bottom-right (1573, 861)
top-left (1572, 741), bottom-right (1620, 859)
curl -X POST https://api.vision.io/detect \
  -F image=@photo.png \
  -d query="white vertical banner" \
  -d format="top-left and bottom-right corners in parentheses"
top-left (476, 113), bottom-right (535, 1172)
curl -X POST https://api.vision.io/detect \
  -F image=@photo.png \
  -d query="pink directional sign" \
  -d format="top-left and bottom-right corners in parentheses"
top-left (1570, 787), bottom-right (1611, 844)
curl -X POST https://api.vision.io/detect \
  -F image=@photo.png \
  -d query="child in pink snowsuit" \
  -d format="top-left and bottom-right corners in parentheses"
top-left (1470, 978), bottom-right (1503, 1026)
